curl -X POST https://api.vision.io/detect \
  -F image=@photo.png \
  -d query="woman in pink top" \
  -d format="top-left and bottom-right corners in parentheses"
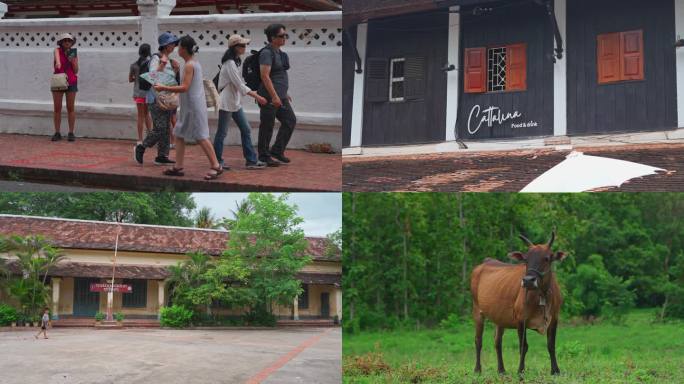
top-left (51, 33), bottom-right (79, 142)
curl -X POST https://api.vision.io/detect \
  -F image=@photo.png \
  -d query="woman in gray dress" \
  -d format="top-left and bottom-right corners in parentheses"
top-left (154, 35), bottom-right (222, 180)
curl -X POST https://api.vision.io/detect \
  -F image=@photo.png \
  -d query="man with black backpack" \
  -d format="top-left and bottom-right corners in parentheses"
top-left (249, 23), bottom-right (296, 167)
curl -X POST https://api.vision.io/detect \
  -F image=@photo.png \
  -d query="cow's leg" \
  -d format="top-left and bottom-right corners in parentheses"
top-left (495, 325), bottom-right (506, 374)
top-left (517, 321), bottom-right (529, 374)
top-left (474, 312), bottom-right (484, 373)
top-left (547, 318), bottom-right (560, 375)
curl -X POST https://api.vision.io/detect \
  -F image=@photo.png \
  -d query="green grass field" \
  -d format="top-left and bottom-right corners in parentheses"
top-left (343, 310), bottom-right (684, 383)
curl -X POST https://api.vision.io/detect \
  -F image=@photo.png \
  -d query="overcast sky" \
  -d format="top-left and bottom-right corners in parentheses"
top-left (192, 193), bottom-right (341, 237)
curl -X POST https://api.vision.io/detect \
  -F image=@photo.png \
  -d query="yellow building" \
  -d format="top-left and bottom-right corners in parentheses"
top-left (0, 215), bottom-right (341, 323)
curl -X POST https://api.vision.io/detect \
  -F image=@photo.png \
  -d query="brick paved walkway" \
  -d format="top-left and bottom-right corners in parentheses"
top-left (0, 134), bottom-right (341, 191)
top-left (343, 143), bottom-right (684, 192)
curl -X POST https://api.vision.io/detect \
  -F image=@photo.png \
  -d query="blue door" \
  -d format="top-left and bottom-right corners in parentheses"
top-left (73, 278), bottom-right (100, 317)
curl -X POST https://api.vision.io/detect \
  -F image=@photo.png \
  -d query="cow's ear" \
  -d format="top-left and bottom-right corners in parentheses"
top-left (508, 251), bottom-right (525, 262)
top-left (553, 251), bottom-right (567, 262)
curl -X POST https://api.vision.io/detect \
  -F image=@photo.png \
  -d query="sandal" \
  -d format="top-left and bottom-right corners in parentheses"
top-left (204, 166), bottom-right (223, 180)
top-left (163, 167), bottom-right (184, 177)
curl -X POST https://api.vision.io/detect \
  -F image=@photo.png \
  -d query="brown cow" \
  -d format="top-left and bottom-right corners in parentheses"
top-left (470, 231), bottom-right (566, 375)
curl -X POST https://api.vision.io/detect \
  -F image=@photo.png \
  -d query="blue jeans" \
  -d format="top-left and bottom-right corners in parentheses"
top-left (214, 108), bottom-right (258, 165)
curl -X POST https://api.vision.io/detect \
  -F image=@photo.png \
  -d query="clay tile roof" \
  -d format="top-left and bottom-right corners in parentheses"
top-left (4, 259), bottom-right (171, 279)
top-left (296, 272), bottom-right (341, 286)
top-left (0, 215), bottom-right (339, 262)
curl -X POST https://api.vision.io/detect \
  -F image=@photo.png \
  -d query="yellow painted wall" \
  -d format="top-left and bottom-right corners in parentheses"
top-left (61, 249), bottom-right (188, 266)
top-left (57, 277), bottom-right (74, 315)
top-left (50, 278), bottom-right (162, 317)
top-left (99, 279), bottom-right (161, 316)
top-left (300, 261), bottom-right (342, 274)
top-left (2, 249), bottom-right (340, 319)
top-left (211, 284), bottom-right (340, 319)
top-left (271, 284), bottom-right (340, 318)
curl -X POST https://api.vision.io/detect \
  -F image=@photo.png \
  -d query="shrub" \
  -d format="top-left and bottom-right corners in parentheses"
top-left (160, 305), bottom-right (193, 328)
top-left (243, 309), bottom-right (276, 327)
top-left (343, 316), bottom-right (361, 335)
top-left (0, 304), bottom-right (18, 326)
top-left (562, 254), bottom-right (635, 320)
top-left (114, 312), bottom-right (125, 322)
top-left (438, 313), bottom-right (463, 330)
top-left (94, 312), bottom-right (105, 321)
top-left (343, 348), bottom-right (391, 376)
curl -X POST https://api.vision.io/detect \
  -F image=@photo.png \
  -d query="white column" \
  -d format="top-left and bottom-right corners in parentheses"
top-left (676, 0), bottom-right (684, 127)
top-left (51, 277), bottom-right (61, 320)
top-left (137, 0), bottom-right (176, 48)
top-left (553, 0), bottom-right (568, 136)
top-left (158, 280), bottom-right (166, 319)
top-left (0, 2), bottom-right (7, 19)
top-left (293, 295), bottom-right (299, 320)
top-left (349, 23), bottom-right (368, 148)
top-left (107, 290), bottom-right (114, 321)
top-left (335, 287), bottom-right (342, 321)
top-left (445, 6), bottom-right (461, 141)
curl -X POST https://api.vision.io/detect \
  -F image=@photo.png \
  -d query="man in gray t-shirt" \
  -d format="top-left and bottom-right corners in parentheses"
top-left (257, 24), bottom-right (297, 166)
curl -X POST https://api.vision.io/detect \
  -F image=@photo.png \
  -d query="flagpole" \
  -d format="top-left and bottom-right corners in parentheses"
top-left (107, 225), bottom-right (121, 322)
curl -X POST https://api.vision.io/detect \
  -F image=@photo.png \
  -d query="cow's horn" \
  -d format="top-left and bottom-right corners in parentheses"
top-left (519, 234), bottom-right (533, 246)
top-left (548, 231), bottom-right (556, 248)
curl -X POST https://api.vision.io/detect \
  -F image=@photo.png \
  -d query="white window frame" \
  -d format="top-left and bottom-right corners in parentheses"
top-left (487, 46), bottom-right (507, 93)
top-left (389, 57), bottom-right (406, 102)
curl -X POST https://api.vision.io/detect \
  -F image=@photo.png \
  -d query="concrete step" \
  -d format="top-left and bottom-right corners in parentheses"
top-left (277, 319), bottom-right (336, 327)
top-left (53, 319), bottom-right (160, 328)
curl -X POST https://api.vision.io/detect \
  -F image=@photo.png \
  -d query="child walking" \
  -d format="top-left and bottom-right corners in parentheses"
top-left (129, 43), bottom-right (153, 143)
top-left (154, 35), bottom-right (222, 180)
top-left (34, 308), bottom-right (50, 339)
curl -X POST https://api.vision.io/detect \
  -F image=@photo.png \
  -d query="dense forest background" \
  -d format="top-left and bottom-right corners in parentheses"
top-left (342, 193), bottom-right (684, 333)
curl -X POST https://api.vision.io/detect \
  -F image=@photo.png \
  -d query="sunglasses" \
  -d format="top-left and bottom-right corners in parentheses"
top-left (276, 33), bottom-right (289, 39)
top-left (234, 44), bottom-right (246, 48)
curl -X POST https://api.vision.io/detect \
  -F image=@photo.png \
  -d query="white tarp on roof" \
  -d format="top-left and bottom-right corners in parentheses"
top-left (521, 151), bottom-right (665, 192)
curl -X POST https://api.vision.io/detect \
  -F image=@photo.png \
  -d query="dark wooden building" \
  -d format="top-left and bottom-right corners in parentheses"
top-left (343, 0), bottom-right (684, 151)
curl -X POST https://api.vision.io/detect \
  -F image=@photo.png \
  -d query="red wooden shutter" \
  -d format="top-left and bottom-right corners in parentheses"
top-left (464, 47), bottom-right (486, 93)
top-left (597, 32), bottom-right (620, 84)
top-left (620, 30), bottom-right (644, 80)
top-left (506, 43), bottom-right (527, 91)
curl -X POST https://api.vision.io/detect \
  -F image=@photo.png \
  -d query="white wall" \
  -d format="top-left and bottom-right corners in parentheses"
top-left (676, 0), bottom-right (684, 128)
top-left (0, 12), bottom-right (342, 149)
top-left (553, 0), bottom-right (567, 136)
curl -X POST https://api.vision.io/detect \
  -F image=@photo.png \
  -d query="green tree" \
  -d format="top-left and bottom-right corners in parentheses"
top-left (563, 254), bottom-right (635, 321)
top-left (194, 207), bottom-right (217, 229)
top-left (343, 192), bottom-right (684, 331)
top-left (324, 229), bottom-right (342, 260)
top-left (218, 198), bottom-right (254, 230)
top-left (167, 250), bottom-right (251, 319)
top-left (225, 193), bottom-right (310, 317)
top-left (0, 193), bottom-right (196, 226)
top-left (1, 235), bottom-right (64, 318)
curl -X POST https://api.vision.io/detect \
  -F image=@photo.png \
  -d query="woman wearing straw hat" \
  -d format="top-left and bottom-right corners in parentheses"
top-left (214, 34), bottom-right (268, 170)
top-left (51, 33), bottom-right (79, 142)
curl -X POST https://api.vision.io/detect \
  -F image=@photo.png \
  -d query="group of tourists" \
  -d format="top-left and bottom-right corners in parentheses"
top-left (50, 24), bottom-right (297, 180)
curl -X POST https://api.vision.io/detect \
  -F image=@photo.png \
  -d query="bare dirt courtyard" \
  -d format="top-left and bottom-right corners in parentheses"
top-left (0, 327), bottom-right (341, 384)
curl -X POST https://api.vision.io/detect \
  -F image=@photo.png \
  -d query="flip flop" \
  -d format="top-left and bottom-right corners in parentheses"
top-left (204, 166), bottom-right (223, 180)
top-left (163, 167), bottom-right (184, 177)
